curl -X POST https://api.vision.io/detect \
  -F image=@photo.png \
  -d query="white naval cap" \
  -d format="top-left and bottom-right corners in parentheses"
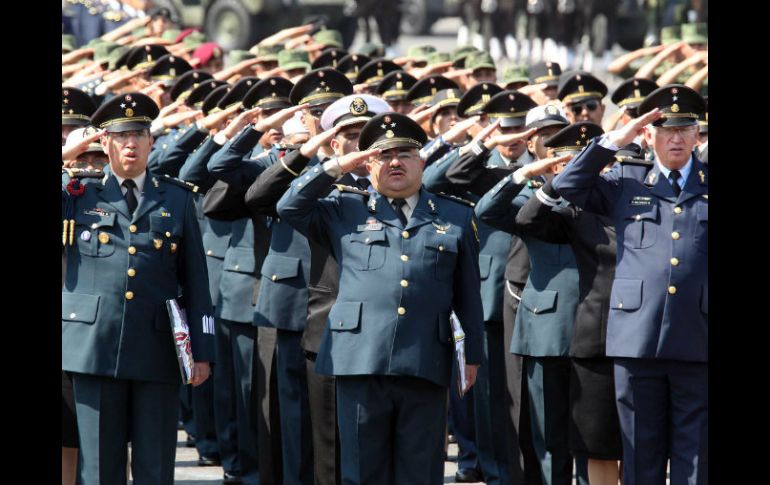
top-left (320, 94), bottom-right (392, 131)
top-left (525, 103), bottom-right (569, 130)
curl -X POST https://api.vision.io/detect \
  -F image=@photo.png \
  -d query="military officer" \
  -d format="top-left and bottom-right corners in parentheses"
top-left (276, 112), bottom-right (485, 484)
top-left (336, 53), bottom-right (372, 84)
top-left (557, 71), bottom-right (608, 126)
top-left (528, 61), bottom-right (562, 101)
top-left (375, 70), bottom-right (417, 115)
top-left (354, 59), bottom-right (401, 93)
top-left (552, 85), bottom-right (708, 485)
top-left (62, 92), bottom-right (214, 484)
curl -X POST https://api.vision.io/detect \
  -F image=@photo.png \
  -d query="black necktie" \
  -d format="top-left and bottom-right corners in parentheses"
top-left (122, 179), bottom-right (138, 214)
top-left (391, 198), bottom-right (408, 226)
top-left (357, 177), bottom-right (370, 191)
top-left (669, 170), bottom-right (682, 196)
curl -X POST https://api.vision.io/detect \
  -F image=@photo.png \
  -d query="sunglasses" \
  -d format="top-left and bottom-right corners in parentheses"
top-left (568, 100), bottom-right (599, 115)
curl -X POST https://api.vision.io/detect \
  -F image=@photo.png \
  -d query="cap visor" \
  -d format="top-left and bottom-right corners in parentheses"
top-left (62, 118), bottom-right (91, 126)
top-left (498, 117), bottom-right (527, 128)
top-left (528, 119), bottom-right (569, 130)
top-left (653, 117), bottom-right (698, 127)
top-left (104, 121), bottom-right (152, 133)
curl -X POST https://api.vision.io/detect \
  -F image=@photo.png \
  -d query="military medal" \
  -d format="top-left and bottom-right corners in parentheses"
top-left (432, 222), bottom-right (450, 234)
top-left (154, 239), bottom-right (164, 249)
top-left (81, 231), bottom-right (91, 242)
top-left (170, 242), bottom-right (178, 253)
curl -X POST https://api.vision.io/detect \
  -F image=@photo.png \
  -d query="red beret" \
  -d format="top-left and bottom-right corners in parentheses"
top-left (175, 27), bottom-right (201, 44)
top-left (192, 43), bottom-right (223, 66)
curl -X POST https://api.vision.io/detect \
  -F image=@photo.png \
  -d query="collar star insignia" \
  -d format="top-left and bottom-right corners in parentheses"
top-left (368, 196), bottom-right (377, 212)
top-left (648, 172), bottom-right (657, 184)
top-left (427, 199), bottom-right (436, 212)
top-left (152, 177), bottom-right (159, 188)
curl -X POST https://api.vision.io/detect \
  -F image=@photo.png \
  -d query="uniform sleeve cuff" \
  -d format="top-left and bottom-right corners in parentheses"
top-left (322, 159), bottom-right (343, 179)
top-left (535, 186), bottom-right (562, 207)
top-left (512, 167), bottom-right (528, 185)
top-left (213, 132), bottom-right (229, 146)
top-left (597, 134), bottom-right (621, 151)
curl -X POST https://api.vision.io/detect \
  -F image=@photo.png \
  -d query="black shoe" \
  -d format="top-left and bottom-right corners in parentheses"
top-left (455, 468), bottom-right (483, 483)
top-left (198, 454), bottom-right (221, 466)
top-left (185, 434), bottom-right (196, 447)
top-left (223, 472), bottom-right (243, 484)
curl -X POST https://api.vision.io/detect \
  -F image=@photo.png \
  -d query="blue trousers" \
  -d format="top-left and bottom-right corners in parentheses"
top-left (614, 358), bottom-right (708, 485)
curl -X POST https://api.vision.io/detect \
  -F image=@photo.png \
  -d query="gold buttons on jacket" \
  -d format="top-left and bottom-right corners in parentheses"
top-left (401, 230), bottom-right (410, 239)
top-left (129, 224), bottom-right (137, 233)
top-left (127, 268), bottom-right (136, 277)
top-left (125, 291), bottom-right (134, 300)
top-left (98, 232), bottom-right (110, 244)
top-left (397, 307), bottom-right (406, 316)
top-left (128, 246), bottom-right (137, 254)
top-left (165, 231), bottom-right (172, 238)
top-left (401, 254), bottom-right (408, 262)
top-left (674, 207), bottom-right (682, 214)
top-left (400, 280), bottom-right (408, 288)
top-left (670, 258), bottom-right (679, 266)
top-left (668, 286), bottom-right (677, 295)
top-left (170, 243), bottom-right (178, 253)
top-left (671, 231), bottom-right (680, 240)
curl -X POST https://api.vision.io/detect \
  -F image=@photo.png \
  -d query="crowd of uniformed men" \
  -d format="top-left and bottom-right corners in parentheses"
top-left (61, 5), bottom-right (708, 485)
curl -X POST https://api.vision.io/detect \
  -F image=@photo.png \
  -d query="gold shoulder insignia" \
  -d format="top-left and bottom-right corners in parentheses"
top-left (160, 174), bottom-right (200, 193)
top-left (333, 184), bottom-right (369, 196)
top-left (64, 168), bottom-right (104, 179)
top-left (471, 217), bottom-right (480, 243)
top-left (436, 192), bottom-right (475, 208)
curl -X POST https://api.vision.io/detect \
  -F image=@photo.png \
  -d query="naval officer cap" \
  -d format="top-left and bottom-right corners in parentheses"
top-left (358, 112), bottom-right (428, 151)
top-left (289, 68), bottom-right (353, 106)
top-left (62, 87), bottom-right (97, 126)
top-left (457, 82), bottom-right (503, 117)
top-left (544, 121), bottom-right (604, 154)
top-left (242, 76), bottom-right (294, 110)
top-left (637, 84), bottom-right (706, 127)
top-left (320, 94), bottom-right (392, 131)
top-left (90, 92), bottom-right (160, 133)
top-left (482, 90), bottom-right (537, 128)
top-left (525, 104), bottom-right (569, 130)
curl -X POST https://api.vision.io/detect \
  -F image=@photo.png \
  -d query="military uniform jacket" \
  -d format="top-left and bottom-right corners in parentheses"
top-left (515, 178), bottom-right (617, 358)
top-left (149, 124), bottom-right (209, 177)
top-left (205, 127), bottom-right (278, 324)
top-left (553, 142), bottom-right (708, 362)
top-left (245, 150), bottom-right (358, 351)
top-left (476, 178), bottom-right (579, 357)
top-left (62, 171), bottom-right (215, 384)
top-left (276, 168), bottom-right (485, 387)
top-left (423, 147), bottom-right (512, 323)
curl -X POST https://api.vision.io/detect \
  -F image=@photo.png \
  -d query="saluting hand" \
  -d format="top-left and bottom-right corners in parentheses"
top-left (300, 125), bottom-right (340, 158)
top-left (606, 108), bottom-right (662, 148)
top-left (62, 129), bottom-right (106, 162)
top-left (254, 103), bottom-right (309, 132)
top-left (200, 103), bottom-right (243, 132)
top-left (485, 127), bottom-right (537, 150)
top-left (191, 362), bottom-right (210, 387)
top-left (442, 116), bottom-right (480, 145)
top-left (336, 148), bottom-right (383, 174)
top-left (519, 153), bottom-right (575, 179)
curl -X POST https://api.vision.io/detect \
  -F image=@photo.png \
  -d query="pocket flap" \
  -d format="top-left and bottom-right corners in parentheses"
top-left (350, 230), bottom-right (386, 245)
top-left (625, 204), bottom-right (658, 221)
top-left (202, 232), bottom-right (230, 259)
top-left (261, 255), bottom-right (301, 281)
top-left (328, 301), bottom-right (362, 331)
top-left (150, 214), bottom-right (172, 233)
top-left (610, 279), bottom-right (643, 311)
top-left (478, 254), bottom-right (493, 280)
top-left (520, 288), bottom-right (558, 314)
top-left (62, 293), bottom-right (100, 323)
top-left (696, 203), bottom-right (708, 222)
top-left (223, 247), bottom-right (256, 274)
top-left (76, 212), bottom-right (116, 228)
top-left (424, 232), bottom-right (459, 253)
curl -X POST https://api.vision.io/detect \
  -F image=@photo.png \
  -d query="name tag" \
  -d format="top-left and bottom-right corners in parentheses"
top-left (630, 196), bottom-right (653, 206)
top-left (357, 223), bottom-right (383, 231)
top-left (83, 208), bottom-right (110, 217)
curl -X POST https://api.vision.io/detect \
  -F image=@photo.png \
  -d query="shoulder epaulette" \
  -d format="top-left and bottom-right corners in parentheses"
top-left (63, 168), bottom-right (104, 179)
top-left (333, 184), bottom-right (369, 196)
top-left (159, 174), bottom-right (200, 193)
top-left (436, 192), bottom-right (475, 207)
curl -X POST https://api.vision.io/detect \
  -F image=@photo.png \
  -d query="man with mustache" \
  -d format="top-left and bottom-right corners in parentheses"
top-left (276, 112), bottom-right (484, 484)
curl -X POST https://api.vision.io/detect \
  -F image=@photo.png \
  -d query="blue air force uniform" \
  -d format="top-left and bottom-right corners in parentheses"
top-left (552, 85), bottom-right (708, 485)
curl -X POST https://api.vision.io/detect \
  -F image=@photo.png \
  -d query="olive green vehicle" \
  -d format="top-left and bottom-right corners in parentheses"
top-left (156, 0), bottom-right (351, 51)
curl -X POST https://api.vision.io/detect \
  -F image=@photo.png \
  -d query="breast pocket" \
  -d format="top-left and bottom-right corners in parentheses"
top-left (424, 232), bottom-right (459, 280)
top-left (74, 213), bottom-right (116, 258)
top-left (150, 215), bottom-right (183, 263)
top-left (622, 205), bottom-right (658, 249)
top-left (348, 231), bottom-right (387, 270)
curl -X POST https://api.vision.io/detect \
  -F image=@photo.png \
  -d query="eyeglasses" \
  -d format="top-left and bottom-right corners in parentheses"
top-left (567, 100), bottom-right (599, 115)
